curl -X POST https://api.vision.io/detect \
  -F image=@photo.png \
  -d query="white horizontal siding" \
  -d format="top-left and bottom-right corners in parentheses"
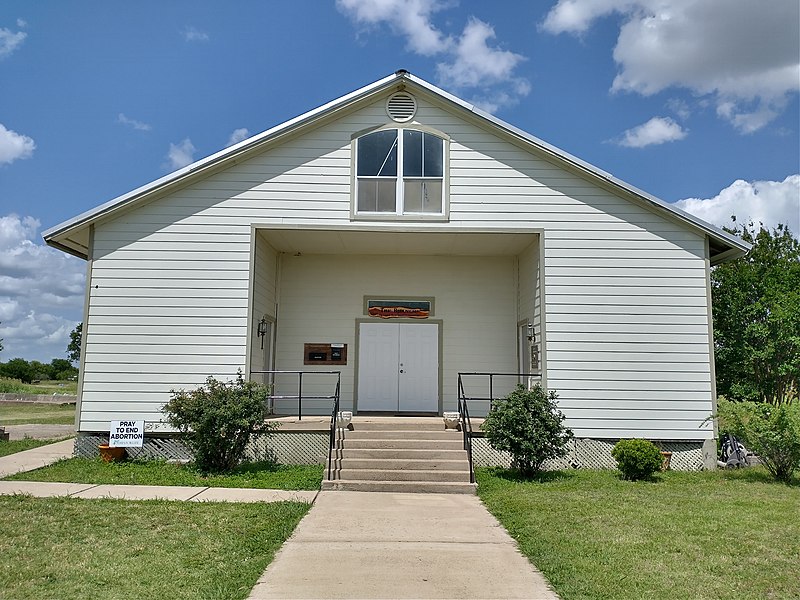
top-left (78, 92), bottom-right (714, 438)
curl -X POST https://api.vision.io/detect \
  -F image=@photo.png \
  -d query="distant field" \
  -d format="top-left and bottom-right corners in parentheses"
top-left (0, 379), bottom-right (78, 395)
top-left (0, 402), bottom-right (76, 425)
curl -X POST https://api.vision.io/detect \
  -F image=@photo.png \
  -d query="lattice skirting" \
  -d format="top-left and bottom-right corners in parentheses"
top-left (472, 437), bottom-right (705, 471)
top-left (74, 432), bottom-right (329, 465)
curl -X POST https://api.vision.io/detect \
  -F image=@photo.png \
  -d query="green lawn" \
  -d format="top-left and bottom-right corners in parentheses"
top-left (0, 495), bottom-right (308, 600)
top-left (0, 438), bottom-right (69, 458)
top-left (6, 457), bottom-right (324, 490)
top-left (0, 378), bottom-right (78, 395)
top-left (0, 401), bottom-right (76, 425)
top-left (477, 467), bottom-right (800, 600)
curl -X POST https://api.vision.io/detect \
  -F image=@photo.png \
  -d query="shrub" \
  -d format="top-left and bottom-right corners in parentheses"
top-left (481, 384), bottom-right (573, 476)
top-left (611, 439), bottom-right (663, 481)
top-left (162, 372), bottom-right (275, 473)
top-left (715, 397), bottom-right (800, 483)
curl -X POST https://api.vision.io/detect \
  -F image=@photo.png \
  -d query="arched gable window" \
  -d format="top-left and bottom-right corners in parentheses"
top-left (355, 128), bottom-right (446, 216)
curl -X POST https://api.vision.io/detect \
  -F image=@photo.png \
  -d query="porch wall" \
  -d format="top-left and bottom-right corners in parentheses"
top-left (271, 253), bottom-right (518, 414)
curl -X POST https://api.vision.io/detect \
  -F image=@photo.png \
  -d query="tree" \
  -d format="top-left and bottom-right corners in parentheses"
top-left (712, 222), bottom-right (800, 404)
top-left (0, 358), bottom-right (35, 384)
top-left (49, 358), bottom-right (78, 380)
top-left (67, 322), bottom-right (82, 364)
top-left (481, 384), bottom-right (573, 476)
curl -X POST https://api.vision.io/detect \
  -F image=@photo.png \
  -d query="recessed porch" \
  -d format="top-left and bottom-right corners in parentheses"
top-left (249, 227), bottom-right (542, 417)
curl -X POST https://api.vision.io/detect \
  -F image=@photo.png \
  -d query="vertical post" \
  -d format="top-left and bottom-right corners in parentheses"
top-left (298, 371), bottom-right (303, 421)
top-left (489, 373), bottom-right (494, 411)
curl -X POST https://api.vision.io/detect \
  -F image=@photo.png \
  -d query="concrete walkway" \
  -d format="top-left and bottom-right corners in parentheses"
top-left (247, 491), bottom-right (559, 599)
top-left (0, 480), bottom-right (317, 503)
top-left (0, 438), bottom-right (75, 478)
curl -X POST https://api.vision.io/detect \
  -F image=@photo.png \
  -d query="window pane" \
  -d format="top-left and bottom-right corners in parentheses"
top-left (357, 179), bottom-right (378, 212)
top-left (403, 179), bottom-right (442, 213)
top-left (423, 134), bottom-right (443, 177)
top-left (358, 130), bottom-right (397, 176)
top-left (358, 178), bottom-right (397, 212)
top-left (403, 130), bottom-right (423, 177)
top-left (403, 180), bottom-right (423, 212)
top-left (376, 179), bottom-right (397, 212)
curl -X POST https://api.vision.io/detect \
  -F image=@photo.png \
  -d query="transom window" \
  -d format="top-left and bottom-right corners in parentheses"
top-left (356, 129), bottom-right (445, 215)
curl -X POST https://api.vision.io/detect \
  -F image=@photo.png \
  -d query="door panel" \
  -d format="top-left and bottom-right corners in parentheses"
top-left (399, 323), bottom-right (439, 412)
top-left (358, 322), bottom-right (438, 412)
top-left (357, 323), bottom-right (400, 411)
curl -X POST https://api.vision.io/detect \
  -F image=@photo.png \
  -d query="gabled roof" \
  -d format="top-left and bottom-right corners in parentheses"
top-left (43, 70), bottom-right (750, 263)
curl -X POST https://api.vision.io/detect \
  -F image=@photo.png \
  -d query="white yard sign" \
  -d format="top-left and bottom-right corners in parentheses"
top-left (109, 420), bottom-right (144, 447)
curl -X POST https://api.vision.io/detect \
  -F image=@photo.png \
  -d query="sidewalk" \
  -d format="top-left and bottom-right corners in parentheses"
top-left (0, 480), bottom-right (317, 503)
top-left (0, 438), bottom-right (75, 478)
top-left (247, 490), bottom-right (559, 599)
top-left (0, 439), bottom-right (317, 504)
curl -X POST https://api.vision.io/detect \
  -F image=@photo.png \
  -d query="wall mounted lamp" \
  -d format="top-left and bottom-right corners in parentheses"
top-left (527, 322), bottom-right (535, 343)
top-left (257, 317), bottom-right (269, 349)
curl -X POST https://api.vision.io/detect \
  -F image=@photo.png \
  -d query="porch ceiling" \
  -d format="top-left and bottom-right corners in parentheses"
top-left (259, 229), bottom-right (537, 256)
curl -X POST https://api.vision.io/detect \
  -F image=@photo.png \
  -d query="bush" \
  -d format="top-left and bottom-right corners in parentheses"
top-left (162, 372), bottom-right (275, 473)
top-left (481, 384), bottom-right (573, 476)
top-left (716, 397), bottom-right (800, 483)
top-left (611, 439), bottom-right (663, 481)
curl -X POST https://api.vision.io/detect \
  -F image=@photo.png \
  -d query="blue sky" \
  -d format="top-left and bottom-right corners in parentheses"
top-left (1, 0), bottom-right (798, 362)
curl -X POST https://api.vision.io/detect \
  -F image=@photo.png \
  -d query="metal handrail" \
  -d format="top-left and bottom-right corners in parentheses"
top-left (457, 375), bottom-right (475, 483)
top-left (457, 372), bottom-right (544, 484)
top-left (457, 371), bottom-right (542, 410)
top-left (327, 379), bottom-right (342, 480)
top-left (249, 370), bottom-right (341, 421)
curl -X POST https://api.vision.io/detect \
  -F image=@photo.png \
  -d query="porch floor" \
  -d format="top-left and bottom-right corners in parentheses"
top-left (266, 415), bottom-right (485, 433)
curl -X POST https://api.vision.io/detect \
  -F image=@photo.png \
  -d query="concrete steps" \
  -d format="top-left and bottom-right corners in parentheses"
top-left (323, 420), bottom-right (476, 494)
top-left (323, 480), bottom-right (476, 494)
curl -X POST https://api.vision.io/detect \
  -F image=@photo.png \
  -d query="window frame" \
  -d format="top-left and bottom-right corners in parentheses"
top-left (351, 124), bottom-right (450, 221)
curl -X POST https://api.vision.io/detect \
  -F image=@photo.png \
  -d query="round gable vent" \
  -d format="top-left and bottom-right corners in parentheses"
top-left (386, 92), bottom-right (417, 122)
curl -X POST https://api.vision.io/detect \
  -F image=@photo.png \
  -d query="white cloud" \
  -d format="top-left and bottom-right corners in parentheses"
top-left (16, 19), bottom-right (27, 28)
top-left (0, 123), bottom-right (35, 165)
top-left (0, 214), bottom-right (85, 362)
top-left (336, 0), bottom-right (451, 55)
top-left (337, 0), bottom-right (530, 113)
top-left (0, 26), bottom-right (26, 59)
top-left (165, 138), bottom-right (196, 170)
top-left (666, 98), bottom-right (690, 120)
top-left (181, 26), bottom-right (209, 42)
top-left (542, 0), bottom-right (800, 132)
top-left (117, 113), bottom-right (152, 132)
top-left (226, 128), bottom-right (250, 147)
top-left (675, 175), bottom-right (800, 234)
top-left (616, 116), bottom-right (687, 148)
top-left (436, 17), bottom-right (527, 90)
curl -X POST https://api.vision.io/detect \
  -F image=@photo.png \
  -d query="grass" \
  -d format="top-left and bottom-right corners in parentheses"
top-left (0, 378), bottom-right (78, 395)
top-left (0, 437), bottom-right (69, 458)
top-left (0, 495), bottom-right (309, 600)
top-left (6, 457), bottom-right (324, 490)
top-left (0, 401), bottom-right (76, 425)
top-left (477, 467), bottom-right (800, 600)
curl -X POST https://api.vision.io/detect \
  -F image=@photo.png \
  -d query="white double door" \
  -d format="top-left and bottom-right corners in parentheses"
top-left (358, 322), bottom-right (439, 412)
